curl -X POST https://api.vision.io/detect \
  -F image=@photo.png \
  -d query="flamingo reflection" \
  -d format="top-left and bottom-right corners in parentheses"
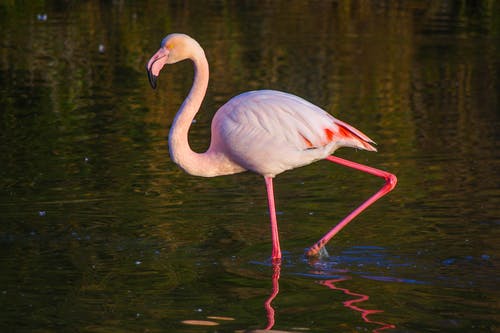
top-left (264, 264), bottom-right (281, 330)
top-left (320, 277), bottom-right (395, 332)
top-left (263, 263), bottom-right (395, 332)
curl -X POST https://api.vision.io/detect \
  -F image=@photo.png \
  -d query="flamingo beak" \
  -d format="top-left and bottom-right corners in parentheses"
top-left (146, 48), bottom-right (169, 89)
top-left (147, 68), bottom-right (158, 89)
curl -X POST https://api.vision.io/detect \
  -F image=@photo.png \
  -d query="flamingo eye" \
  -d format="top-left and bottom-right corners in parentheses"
top-left (161, 39), bottom-right (173, 50)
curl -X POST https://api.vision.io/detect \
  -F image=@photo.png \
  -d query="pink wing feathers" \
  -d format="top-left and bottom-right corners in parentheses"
top-left (210, 90), bottom-right (376, 177)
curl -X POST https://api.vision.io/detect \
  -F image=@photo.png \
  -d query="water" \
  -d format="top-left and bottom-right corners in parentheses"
top-left (1, 1), bottom-right (499, 332)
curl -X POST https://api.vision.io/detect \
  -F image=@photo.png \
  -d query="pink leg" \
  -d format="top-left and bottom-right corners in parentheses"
top-left (306, 155), bottom-right (397, 257)
top-left (265, 177), bottom-right (282, 261)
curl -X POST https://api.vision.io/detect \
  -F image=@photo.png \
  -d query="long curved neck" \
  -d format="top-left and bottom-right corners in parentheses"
top-left (168, 44), bottom-right (244, 177)
top-left (168, 46), bottom-right (210, 176)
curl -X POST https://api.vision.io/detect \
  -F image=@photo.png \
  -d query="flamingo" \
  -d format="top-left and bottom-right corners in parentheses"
top-left (146, 33), bottom-right (397, 262)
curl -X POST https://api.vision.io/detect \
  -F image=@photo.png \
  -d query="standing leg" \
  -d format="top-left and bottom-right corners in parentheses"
top-left (265, 177), bottom-right (282, 261)
top-left (306, 155), bottom-right (397, 257)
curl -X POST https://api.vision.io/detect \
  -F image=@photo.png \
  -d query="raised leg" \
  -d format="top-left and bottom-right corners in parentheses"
top-left (265, 177), bottom-right (282, 261)
top-left (306, 155), bottom-right (397, 257)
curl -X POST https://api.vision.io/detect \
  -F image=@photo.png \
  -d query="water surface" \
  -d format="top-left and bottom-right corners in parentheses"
top-left (1, 1), bottom-right (499, 332)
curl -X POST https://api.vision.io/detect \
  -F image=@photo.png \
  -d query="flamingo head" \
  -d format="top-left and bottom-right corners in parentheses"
top-left (146, 33), bottom-right (202, 89)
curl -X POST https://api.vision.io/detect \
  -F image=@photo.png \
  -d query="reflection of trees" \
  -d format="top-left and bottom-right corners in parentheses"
top-left (408, 0), bottom-right (499, 255)
top-left (1, 0), bottom-right (497, 193)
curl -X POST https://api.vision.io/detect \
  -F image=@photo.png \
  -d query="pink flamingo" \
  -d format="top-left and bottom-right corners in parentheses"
top-left (146, 34), bottom-right (397, 261)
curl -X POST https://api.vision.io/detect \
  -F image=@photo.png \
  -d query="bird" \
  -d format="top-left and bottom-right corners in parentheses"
top-left (146, 33), bottom-right (397, 262)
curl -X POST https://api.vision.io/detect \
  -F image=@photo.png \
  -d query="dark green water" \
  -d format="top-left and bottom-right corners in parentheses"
top-left (1, 1), bottom-right (499, 332)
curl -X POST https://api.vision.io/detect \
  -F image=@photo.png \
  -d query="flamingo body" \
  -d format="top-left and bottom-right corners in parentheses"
top-left (211, 90), bottom-right (376, 177)
top-left (146, 33), bottom-right (397, 261)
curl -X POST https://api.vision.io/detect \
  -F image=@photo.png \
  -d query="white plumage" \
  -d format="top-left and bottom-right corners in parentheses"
top-left (212, 90), bottom-right (376, 177)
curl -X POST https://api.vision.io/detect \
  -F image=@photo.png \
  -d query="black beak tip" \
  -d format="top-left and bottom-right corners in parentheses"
top-left (146, 67), bottom-right (158, 90)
